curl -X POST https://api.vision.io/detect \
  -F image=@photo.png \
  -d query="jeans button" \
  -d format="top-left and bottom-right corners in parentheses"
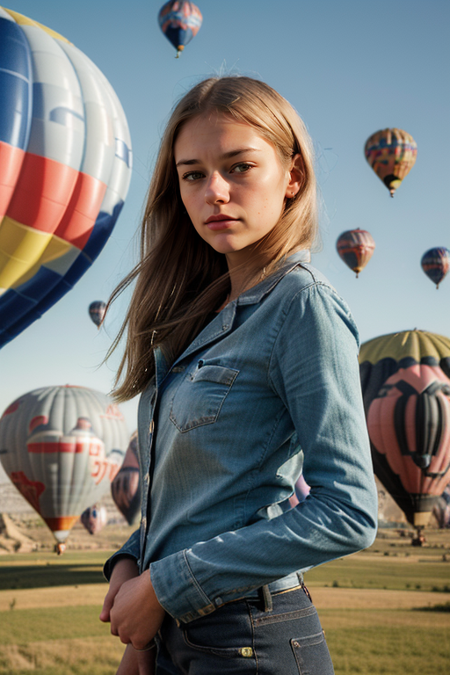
top-left (240, 647), bottom-right (253, 658)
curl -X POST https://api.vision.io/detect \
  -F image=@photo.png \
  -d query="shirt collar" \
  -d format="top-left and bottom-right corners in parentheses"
top-left (237, 249), bottom-right (311, 306)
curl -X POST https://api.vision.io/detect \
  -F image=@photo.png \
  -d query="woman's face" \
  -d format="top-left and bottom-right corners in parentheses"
top-left (174, 112), bottom-right (300, 267)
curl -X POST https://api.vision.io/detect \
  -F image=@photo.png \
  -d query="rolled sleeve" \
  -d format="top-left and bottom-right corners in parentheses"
top-left (150, 549), bottom-right (216, 623)
top-left (103, 528), bottom-right (141, 581)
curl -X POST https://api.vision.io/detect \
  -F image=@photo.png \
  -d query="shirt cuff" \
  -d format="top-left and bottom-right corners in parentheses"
top-left (150, 549), bottom-right (216, 623)
top-left (103, 529), bottom-right (141, 581)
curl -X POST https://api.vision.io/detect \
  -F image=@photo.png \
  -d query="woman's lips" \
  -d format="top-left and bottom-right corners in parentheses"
top-left (205, 217), bottom-right (238, 230)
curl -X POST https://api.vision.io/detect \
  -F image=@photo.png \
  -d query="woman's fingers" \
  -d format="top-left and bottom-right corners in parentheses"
top-left (109, 571), bottom-right (166, 648)
top-left (99, 587), bottom-right (115, 623)
top-left (99, 557), bottom-right (139, 624)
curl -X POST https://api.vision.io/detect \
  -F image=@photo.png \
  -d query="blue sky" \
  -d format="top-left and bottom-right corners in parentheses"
top-left (0, 0), bottom-right (449, 480)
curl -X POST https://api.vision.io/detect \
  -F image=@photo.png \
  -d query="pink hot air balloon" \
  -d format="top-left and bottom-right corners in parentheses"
top-left (367, 364), bottom-right (450, 529)
top-left (81, 503), bottom-right (108, 535)
top-left (111, 431), bottom-right (141, 525)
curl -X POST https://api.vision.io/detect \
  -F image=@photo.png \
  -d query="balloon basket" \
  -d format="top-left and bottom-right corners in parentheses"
top-left (55, 542), bottom-right (66, 555)
top-left (411, 528), bottom-right (426, 547)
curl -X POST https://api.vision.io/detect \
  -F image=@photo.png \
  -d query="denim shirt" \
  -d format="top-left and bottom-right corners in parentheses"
top-left (105, 252), bottom-right (377, 623)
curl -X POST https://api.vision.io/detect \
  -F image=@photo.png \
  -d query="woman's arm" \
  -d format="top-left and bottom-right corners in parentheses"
top-left (148, 283), bottom-right (378, 623)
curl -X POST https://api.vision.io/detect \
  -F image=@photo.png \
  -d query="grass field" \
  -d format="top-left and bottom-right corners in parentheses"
top-left (0, 529), bottom-right (449, 674)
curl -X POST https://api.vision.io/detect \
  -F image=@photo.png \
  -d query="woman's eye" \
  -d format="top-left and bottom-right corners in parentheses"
top-left (232, 163), bottom-right (253, 174)
top-left (182, 171), bottom-right (204, 181)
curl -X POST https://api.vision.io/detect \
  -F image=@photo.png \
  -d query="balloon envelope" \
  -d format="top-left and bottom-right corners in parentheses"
top-left (89, 300), bottom-right (106, 327)
top-left (0, 7), bottom-right (132, 348)
top-left (81, 503), bottom-right (108, 535)
top-left (336, 229), bottom-right (375, 277)
top-left (421, 247), bottom-right (450, 289)
top-left (0, 385), bottom-right (128, 547)
top-left (433, 486), bottom-right (450, 529)
top-left (364, 128), bottom-right (417, 197)
top-left (111, 431), bottom-right (140, 525)
top-left (360, 330), bottom-right (450, 527)
top-left (158, 1), bottom-right (202, 55)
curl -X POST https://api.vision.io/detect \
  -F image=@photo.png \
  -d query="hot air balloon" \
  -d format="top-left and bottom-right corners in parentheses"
top-left (0, 7), bottom-right (132, 348)
top-left (432, 486), bottom-right (450, 529)
top-left (158, 1), bottom-right (202, 57)
top-left (81, 503), bottom-right (108, 535)
top-left (0, 385), bottom-right (128, 552)
top-left (359, 330), bottom-right (450, 540)
top-left (111, 431), bottom-right (140, 525)
top-left (364, 128), bottom-right (417, 197)
top-left (421, 247), bottom-right (450, 289)
top-left (89, 300), bottom-right (106, 327)
top-left (336, 229), bottom-right (375, 277)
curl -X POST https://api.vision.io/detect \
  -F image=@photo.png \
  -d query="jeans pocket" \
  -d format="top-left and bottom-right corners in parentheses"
top-left (182, 629), bottom-right (253, 659)
top-left (180, 599), bottom-right (254, 661)
top-left (291, 631), bottom-right (335, 675)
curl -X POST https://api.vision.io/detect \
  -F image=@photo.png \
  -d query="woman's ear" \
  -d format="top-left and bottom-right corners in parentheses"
top-left (285, 153), bottom-right (304, 198)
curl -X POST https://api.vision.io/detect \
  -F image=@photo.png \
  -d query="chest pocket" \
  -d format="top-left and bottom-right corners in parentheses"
top-left (170, 362), bottom-right (239, 432)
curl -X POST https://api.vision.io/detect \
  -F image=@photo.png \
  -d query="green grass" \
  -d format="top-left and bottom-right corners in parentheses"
top-left (306, 554), bottom-right (450, 593)
top-left (0, 606), bottom-right (108, 644)
top-left (0, 531), bottom-right (449, 673)
top-left (322, 609), bottom-right (450, 675)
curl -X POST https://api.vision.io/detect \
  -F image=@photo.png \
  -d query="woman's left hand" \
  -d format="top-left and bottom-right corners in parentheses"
top-left (110, 569), bottom-right (166, 650)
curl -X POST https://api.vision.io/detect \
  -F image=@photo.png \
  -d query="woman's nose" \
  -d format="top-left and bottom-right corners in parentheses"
top-left (205, 172), bottom-right (230, 204)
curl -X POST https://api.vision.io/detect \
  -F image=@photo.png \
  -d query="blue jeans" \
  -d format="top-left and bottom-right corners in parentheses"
top-left (155, 585), bottom-right (335, 674)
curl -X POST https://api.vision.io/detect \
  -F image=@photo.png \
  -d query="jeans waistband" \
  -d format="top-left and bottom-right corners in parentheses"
top-left (243, 571), bottom-right (303, 600)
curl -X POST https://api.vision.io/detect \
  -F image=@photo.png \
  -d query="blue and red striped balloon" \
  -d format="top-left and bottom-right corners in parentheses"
top-left (421, 247), bottom-right (450, 289)
top-left (158, 1), bottom-right (202, 57)
top-left (0, 7), bottom-right (132, 348)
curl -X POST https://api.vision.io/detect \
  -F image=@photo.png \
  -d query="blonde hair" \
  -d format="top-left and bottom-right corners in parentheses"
top-left (108, 76), bottom-right (318, 401)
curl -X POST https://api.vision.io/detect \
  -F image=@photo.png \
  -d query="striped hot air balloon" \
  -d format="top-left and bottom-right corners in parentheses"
top-left (158, 1), bottom-right (202, 57)
top-left (421, 247), bottom-right (450, 289)
top-left (336, 229), bottom-right (375, 277)
top-left (0, 7), bottom-right (132, 348)
top-left (0, 385), bottom-right (128, 552)
top-left (364, 128), bottom-right (417, 197)
top-left (359, 330), bottom-right (450, 533)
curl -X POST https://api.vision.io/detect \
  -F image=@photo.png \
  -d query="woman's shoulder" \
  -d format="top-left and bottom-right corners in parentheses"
top-left (274, 261), bottom-right (338, 301)
top-left (271, 262), bottom-right (356, 329)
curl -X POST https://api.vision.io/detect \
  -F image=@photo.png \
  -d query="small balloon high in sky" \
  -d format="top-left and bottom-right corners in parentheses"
top-left (336, 228), bottom-right (376, 278)
top-left (364, 128), bottom-right (417, 197)
top-left (158, 0), bottom-right (203, 57)
top-left (0, 6), bottom-right (132, 349)
top-left (421, 247), bottom-right (450, 289)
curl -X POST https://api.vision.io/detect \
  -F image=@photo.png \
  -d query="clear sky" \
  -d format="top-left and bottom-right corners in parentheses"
top-left (0, 0), bottom-right (449, 480)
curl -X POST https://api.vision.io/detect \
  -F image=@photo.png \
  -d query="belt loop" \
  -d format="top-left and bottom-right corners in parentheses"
top-left (297, 571), bottom-right (313, 603)
top-left (261, 584), bottom-right (273, 612)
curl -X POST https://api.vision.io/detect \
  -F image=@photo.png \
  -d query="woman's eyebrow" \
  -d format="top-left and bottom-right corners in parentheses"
top-left (176, 148), bottom-right (260, 167)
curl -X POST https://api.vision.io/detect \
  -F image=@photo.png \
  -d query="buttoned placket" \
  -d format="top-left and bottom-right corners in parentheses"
top-left (139, 302), bottom-right (238, 569)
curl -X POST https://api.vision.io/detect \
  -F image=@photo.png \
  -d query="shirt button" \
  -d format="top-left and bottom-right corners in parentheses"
top-left (214, 597), bottom-right (223, 607)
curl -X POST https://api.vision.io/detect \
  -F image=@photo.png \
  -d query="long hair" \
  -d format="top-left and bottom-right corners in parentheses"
top-left (108, 76), bottom-right (318, 401)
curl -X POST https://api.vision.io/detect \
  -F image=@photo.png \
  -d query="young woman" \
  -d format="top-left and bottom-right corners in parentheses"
top-left (100, 76), bottom-right (377, 675)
